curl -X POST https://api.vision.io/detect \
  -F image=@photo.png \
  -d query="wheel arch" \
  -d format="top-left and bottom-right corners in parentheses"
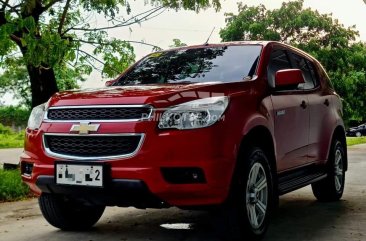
top-left (236, 125), bottom-right (278, 191)
top-left (331, 125), bottom-right (348, 171)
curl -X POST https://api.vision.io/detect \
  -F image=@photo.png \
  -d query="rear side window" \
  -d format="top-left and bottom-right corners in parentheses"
top-left (291, 53), bottom-right (319, 90)
top-left (267, 49), bottom-right (292, 88)
top-left (306, 59), bottom-right (319, 88)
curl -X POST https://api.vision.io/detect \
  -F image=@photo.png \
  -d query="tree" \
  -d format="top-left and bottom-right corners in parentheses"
top-left (0, 0), bottom-right (221, 108)
top-left (0, 60), bottom-right (80, 107)
top-left (169, 38), bottom-right (187, 47)
top-left (220, 0), bottom-right (366, 124)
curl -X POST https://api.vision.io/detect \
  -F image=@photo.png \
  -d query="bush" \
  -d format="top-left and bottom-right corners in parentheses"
top-left (0, 106), bottom-right (30, 128)
top-left (0, 124), bottom-right (13, 135)
top-left (0, 169), bottom-right (30, 202)
top-left (0, 123), bottom-right (24, 149)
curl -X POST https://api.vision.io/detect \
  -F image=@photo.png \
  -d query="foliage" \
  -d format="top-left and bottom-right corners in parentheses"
top-left (0, 169), bottom-right (30, 202)
top-left (347, 137), bottom-right (366, 146)
top-left (0, 123), bottom-right (13, 134)
top-left (220, 0), bottom-right (366, 124)
top-left (170, 38), bottom-right (187, 47)
top-left (0, 0), bottom-right (221, 107)
top-left (0, 65), bottom-right (30, 107)
top-left (0, 123), bottom-right (24, 148)
top-left (0, 64), bottom-right (81, 108)
top-left (0, 106), bottom-right (30, 127)
top-left (0, 133), bottom-right (23, 148)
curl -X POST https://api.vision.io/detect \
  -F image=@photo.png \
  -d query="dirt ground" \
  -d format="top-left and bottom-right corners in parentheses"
top-left (0, 145), bottom-right (365, 241)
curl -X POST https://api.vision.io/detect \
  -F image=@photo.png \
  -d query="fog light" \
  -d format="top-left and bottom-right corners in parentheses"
top-left (161, 167), bottom-right (206, 184)
top-left (21, 162), bottom-right (34, 177)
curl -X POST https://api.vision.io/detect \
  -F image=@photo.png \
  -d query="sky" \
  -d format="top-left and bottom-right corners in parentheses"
top-left (2, 0), bottom-right (366, 105)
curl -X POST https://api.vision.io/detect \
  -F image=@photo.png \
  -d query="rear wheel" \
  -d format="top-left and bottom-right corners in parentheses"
top-left (39, 193), bottom-right (105, 230)
top-left (312, 139), bottom-right (345, 201)
top-left (215, 147), bottom-right (273, 241)
top-left (356, 132), bottom-right (362, 137)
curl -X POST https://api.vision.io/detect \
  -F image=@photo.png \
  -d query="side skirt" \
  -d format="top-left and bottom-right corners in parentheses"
top-left (278, 164), bottom-right (327, 195)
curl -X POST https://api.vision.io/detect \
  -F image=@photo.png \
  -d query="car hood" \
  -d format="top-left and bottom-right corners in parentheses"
top-left (48, 82), bottom-right (241, 108)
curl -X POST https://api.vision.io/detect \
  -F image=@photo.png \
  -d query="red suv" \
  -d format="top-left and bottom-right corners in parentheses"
top-left (21, 41), bottom-right (347, 240)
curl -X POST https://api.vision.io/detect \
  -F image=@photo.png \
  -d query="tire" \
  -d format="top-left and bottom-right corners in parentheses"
top-left (312, 139), bottom-right (346, 201)
top-left (215, 147), bottom-right (273, 241)
top-left (356, 132), bottom-right (362, 137)
top-left (39, 193), bottom-right (105, 230)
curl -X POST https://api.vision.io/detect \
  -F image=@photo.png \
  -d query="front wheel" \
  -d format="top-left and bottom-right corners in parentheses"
top-left (312, 139), bottom-right (346, 201)
top-left (215, 147), bottom-right (273, 241)
top-left (39, 193), bottom-right (105, 230)
top-left (356, 132), bottom-right (362, 137)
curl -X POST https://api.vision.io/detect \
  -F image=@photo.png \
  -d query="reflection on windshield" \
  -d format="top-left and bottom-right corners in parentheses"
top-left (113, 45), bottom-right (262, 86)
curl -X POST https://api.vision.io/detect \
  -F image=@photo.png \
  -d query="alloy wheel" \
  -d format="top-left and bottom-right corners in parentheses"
top-left (334, 149), bottom-right (344, 192)
top-left (246, 163), bottom-right (268, 229)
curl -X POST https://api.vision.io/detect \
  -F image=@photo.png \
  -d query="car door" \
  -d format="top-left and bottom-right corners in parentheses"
top-left (294, 55), bottom-right (336, 163)
top-left (268, 49), bottom-right (310, 171)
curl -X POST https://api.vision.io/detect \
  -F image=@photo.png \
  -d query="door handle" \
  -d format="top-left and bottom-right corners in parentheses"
top-left (300, 100), bottom-right (307, 109)
top-left (324, 99), bottom-right (330, 107)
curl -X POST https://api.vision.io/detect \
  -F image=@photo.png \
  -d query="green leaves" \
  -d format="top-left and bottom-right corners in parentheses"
top-left (21, 29), bottom-right (73, 67)
top-left (93, 38), bottom-right (135, 77)
top-left (169, 38), bottom-right (187, 47)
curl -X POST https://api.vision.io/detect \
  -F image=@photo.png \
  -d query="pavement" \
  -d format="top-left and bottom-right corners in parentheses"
top-left (0, 144), bottom-right (365, 241)
top-left (0, 148), bottom-right (22, 166)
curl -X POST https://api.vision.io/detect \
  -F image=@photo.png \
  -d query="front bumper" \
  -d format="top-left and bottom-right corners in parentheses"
top-left (21, 120), bottom-right (240, 207)
top-left (36, 176), bottom-right (167, 208)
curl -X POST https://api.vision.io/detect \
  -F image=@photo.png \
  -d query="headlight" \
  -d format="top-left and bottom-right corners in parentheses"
top-left (158, 96), bottom-right (229, 130)
top-left (27, 103), bottom-right (46, 130)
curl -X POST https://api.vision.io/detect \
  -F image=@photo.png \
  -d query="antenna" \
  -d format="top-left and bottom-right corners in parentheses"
top-left (204, 27), bottom-right (215, 46)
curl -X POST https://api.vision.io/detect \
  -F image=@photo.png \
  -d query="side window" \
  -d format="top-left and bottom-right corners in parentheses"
top-left (291, 53), bottom-right (319, 90)
top-left (267, 49), bottom-right (292, 88)
top-left (306, 59), bottom-right (319, 88)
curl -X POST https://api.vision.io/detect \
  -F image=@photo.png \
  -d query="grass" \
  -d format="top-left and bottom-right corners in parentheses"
top-left (0, 133), bottom-right (24, 149)
top-left (347, 137), bottom-right (366, 146)
top-left (0, 169), bottom-right (30, 202)
top-left (0, 124), bottom-right (24, 149)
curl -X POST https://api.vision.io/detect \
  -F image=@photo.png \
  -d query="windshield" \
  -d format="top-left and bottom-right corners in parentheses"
top-left (112, 45), bottom-right (262, 86)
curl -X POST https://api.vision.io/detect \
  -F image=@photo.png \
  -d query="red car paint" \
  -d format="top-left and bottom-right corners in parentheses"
top-left (21, 41), bottom-right (345, 207)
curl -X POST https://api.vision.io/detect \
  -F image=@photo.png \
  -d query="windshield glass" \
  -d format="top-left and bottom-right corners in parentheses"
top-left (112, 45), bottom-right (262, 86)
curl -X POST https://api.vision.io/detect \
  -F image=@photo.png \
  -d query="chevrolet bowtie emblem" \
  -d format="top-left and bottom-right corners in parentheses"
top-left (70, 122), bottom-right (100, 134)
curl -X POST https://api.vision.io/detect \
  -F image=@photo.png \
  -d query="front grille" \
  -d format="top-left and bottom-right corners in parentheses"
top-left (44, 134), bottom-right (142, 159)
top-left (47, 106), bottom-right (152, 121)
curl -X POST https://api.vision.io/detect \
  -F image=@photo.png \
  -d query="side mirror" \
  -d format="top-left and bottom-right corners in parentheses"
top-left (275, 69), bottom-right (304, 88)
top-left (105, 80), bottom-right (115, 87)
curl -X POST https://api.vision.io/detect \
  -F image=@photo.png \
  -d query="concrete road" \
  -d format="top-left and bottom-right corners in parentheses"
top-left (0, 148), bottom-right (22, 166)
top-left (0, 145), bottom-right (365, 241)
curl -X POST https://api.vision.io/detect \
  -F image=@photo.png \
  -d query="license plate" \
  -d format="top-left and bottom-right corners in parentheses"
top-left (55, 163), bottom-right (103, 187)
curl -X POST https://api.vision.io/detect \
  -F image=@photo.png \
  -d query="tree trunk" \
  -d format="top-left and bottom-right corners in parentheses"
top-left (27, 65), bottom-right (59, 108)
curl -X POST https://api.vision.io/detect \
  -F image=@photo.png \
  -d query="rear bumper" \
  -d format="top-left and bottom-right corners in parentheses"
top-left (346, 131), bottom-right (357, 137)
